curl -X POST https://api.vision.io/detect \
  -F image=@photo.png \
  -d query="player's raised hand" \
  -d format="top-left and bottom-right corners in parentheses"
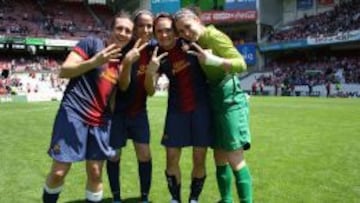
top-left (187, 42), bottom-right (224, 66)
top-left (93, 43), bottom-right (122, 66)
top-left (181, 39), bottom-right (191, 52)
top-left (147, 46), bottom-right (168, 74)
top-left (186, 42), bottom-right (206, 63)
top-left (123, 39), bottom-right (149, 65)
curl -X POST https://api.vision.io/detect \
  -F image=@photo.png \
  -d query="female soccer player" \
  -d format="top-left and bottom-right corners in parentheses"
top-left (174, 8), bottom-right (253, 203)
top-left (106, 10), bottom-right (154, 203)
top-left (147, 13), bottom-right (213, 203)
top-left (42, 11), bottom-right (134, 203)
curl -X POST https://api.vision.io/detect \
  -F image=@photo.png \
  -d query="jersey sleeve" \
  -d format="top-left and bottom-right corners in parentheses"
top-left (210, 29), bottom-right (247, 73)
top-left (72, 36), bottom-right (103, 60)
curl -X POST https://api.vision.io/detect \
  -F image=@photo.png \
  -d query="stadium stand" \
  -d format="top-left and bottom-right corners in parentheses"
top-left (0, 0), bottom-right (111, 39)
top-left (255, 0), bottom-right (360, 98)
top-left (0, 0), bottom-right (43, 36)
top-left (268, 0), bottom-right (360, 42)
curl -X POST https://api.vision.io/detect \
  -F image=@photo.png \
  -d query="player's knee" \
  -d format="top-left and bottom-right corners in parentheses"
top-left (229, 159), bottom-right (246, 170)
top-left (214, 149), bottom-right (228, 165)
top-left (167, 157), bottom-right (179, 168)
top-left (193, 153), bottom-right (206, 168)
top-left (87, 171), bottom-right (102, 184)
top-left (228, 150), bottom-right (245, 170)
top-left (49, 170), bottom-right (67, 184)
top-left (86, 165), bottom-right (102, 183)
top-left (138, 151), bottom-right (151, 162)
top-left (166, 148), bottom-right (181, 170)
top-left (166, 155), bottom-right (180, 171)
top-left (136, 145), bottom-right (151, 162)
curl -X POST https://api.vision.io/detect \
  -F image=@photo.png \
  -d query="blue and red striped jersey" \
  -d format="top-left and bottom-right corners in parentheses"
top-left (60, 36), bottom-right (119, 126)
top-left (114, 43), bottom-right (155, 117)
top-left (159, 39), bottom-right (209, 112)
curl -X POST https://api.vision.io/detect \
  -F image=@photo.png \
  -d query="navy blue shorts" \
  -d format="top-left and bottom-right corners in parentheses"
top-left (48, 108), bottom-right (115, 162)
top-left (110, 110), bottom-right (150, 149)
top-left (161, 102), bottom-right (213, 148)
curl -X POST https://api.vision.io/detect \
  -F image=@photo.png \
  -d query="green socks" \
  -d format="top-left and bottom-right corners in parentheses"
top-left (216, 164), bottom-right (233, 203)
top-left (233, 166), bottom-right (252, 203)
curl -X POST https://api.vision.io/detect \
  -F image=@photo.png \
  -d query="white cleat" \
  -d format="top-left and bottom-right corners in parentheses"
top-left (170, 200), bottom-right (180, 203)
top-left (189, 200), bottom-right (198, 203)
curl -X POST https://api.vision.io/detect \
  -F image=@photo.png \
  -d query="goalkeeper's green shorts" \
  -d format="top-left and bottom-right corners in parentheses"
top-left (210, 75), bottom-right (251, 151)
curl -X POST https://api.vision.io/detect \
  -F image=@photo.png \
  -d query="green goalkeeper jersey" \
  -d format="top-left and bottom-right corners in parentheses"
top-left (198, 25), bottom-right (247, 86)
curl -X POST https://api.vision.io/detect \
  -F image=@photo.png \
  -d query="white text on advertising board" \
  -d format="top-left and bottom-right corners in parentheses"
top-left (201, 10), bottom-right (257, 24)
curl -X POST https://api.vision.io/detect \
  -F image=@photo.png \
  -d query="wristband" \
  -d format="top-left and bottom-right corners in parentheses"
top-left (204, 52), bottom-right (224, 66)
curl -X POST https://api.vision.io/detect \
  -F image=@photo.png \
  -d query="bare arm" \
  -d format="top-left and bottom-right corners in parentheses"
top-left (59, 51), bottom-right (97, 78)
top-left (59, 44), bottom-right (122, 79)
top-left (144, 46), bottom-right (168, 96)
top-left (118, 60), bottom-right (132, 91)
top-left (144, 71), bottom-right (159, 96)
top-left (118, 39), bottom-right (148, 91)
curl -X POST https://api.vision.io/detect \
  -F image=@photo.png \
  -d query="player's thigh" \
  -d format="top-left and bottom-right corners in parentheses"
top-left (191, 103), bottom-right (214, 147)
top-left (109, 113), bottom-right (127, 149)
top-left (221, 98), bottom-right (251, 151)
top-left (213, 149), bottom-right (228, 165)
top-left (128, 111), bottom-right (151, 145)
top-left (192, 147), bottom-right (207, 166)
top-left (49, 109), bottom-right (89, 162)
top-left (87, 123), bottom-right (116, 160)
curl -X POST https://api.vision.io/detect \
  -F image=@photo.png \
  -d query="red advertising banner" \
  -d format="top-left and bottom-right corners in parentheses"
top-left (200, 10), bottom-right (257, 24)
top-left (318, 0), bottom-right (334, 5)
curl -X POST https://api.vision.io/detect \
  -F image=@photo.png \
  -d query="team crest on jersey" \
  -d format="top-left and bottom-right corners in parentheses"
top-left (162, 134), bottom-right (168, 140)
top-left (137, 65), bottom-right (146, 76)
top-left (51, 144), bottom-right (61, 154)
top-left (100, 68), bottom-right (118, 84)
top-left (172, 60), bottom-right (190, 75)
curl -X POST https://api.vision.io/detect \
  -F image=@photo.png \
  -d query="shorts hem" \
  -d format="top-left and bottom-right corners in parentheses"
top-left (49, 154), bottom-right (83, 163)
top-left (213, 142), bottom-right (251, 151)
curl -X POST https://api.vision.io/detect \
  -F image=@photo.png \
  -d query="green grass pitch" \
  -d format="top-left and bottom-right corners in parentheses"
top-left (0, 96), bottom-right (359, 203)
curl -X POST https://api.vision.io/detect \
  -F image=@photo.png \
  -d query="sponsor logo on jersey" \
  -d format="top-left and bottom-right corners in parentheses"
top-left (100, 68), bottom-right (118, 84)
top-left (172, 59), bottom-right (190, 75)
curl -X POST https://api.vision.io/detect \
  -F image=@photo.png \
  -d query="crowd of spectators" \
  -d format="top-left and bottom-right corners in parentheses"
top-left (0, 70), bottom-right (67, 95)
top-left (0, 55), bottom-right (61, 72)
top-left (259, 52), bottom-right (360, 91)
top-left (0, 54), bottom-right (65, 95)
top-left (0, 0), bottom-right (112, 39)
top-left (0, 0), bottom-right (41, 36)
top-left (268, 0), bottom-right (360, 42)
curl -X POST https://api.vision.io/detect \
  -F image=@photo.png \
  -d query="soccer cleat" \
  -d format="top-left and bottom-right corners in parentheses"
top-left (189, 200), bottom-right (198, 203)
top-left (170, 200), bottom-right (180, 203)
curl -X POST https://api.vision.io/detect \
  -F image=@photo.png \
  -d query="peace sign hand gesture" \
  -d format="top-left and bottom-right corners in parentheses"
top-left (123, 39), bottom-right (149, 65)
top-left (187, 42), bottom-right (224, 67)
top-left (147, 46), bottom-right (168, 75)
top-left (93, 43), bottom-right (122, 66)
